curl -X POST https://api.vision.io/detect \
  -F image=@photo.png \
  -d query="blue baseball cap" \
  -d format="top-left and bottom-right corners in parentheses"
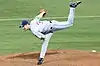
top-left (19, 20), bottom-right (29, 28)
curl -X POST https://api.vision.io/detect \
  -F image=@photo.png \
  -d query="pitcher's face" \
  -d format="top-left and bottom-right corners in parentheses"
top-left (23, 24), bottom-right (30, 31)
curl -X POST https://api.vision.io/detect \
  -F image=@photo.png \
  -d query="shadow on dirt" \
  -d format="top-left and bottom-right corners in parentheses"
top-left (6, 51), bottom-right (59, 59)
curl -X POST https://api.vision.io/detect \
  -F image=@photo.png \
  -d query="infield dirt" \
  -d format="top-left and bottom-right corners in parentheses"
top-left (0, 50), bottom-right (100, 66)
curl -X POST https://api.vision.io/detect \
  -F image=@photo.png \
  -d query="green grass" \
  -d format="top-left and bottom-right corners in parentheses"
top-left (0, 0), bottom-right (100, 55)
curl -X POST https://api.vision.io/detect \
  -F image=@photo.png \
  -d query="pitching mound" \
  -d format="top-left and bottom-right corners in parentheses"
top-left (0, 50), bottom-right (100, 66)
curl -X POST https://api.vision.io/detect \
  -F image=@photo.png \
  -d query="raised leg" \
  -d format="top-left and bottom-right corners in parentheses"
top-left (51, 1), bottom-right (82, 31)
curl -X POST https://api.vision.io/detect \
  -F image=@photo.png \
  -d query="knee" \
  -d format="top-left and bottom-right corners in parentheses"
top-left (66, 23), bottom-right (73, 28)
top-left (67, 21), bottom-right (73, 27)
top-left (69, 23), bottom-right (73, 27)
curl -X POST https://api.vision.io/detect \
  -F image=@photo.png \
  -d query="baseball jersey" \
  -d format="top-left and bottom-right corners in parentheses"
top-left (30, 16), bottom-right (53, 39)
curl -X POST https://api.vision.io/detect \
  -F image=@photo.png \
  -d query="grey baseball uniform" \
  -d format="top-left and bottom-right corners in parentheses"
top-left (30, 7), bottom-right (75, 58)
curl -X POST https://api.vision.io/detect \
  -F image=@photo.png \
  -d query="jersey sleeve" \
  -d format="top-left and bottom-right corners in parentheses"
top-left (31, 29), bottom-right (45, 39)
top-left (31, 12), bottom-right (45, 23)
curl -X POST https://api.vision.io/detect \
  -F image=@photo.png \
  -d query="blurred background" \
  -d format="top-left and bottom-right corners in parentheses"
top-left (0, 0), bottom-right (100, 55)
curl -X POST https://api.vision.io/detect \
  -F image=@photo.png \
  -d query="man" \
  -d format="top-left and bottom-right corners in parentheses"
top-left (19, 1), bottom-right (81, 65)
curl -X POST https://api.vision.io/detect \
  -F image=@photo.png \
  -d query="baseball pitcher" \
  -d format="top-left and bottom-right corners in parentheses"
top-left (19, 1), bottom-right (81, 65)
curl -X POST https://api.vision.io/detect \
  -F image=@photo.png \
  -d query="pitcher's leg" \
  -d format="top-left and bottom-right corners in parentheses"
top-left (52, 7), bottom-right (75, 31)
top-left (37, 33), bottom-right (53, 65)
top-left (67, 1), bottom-right (82, 25)
top-left (52, 1), bottom-right (81, 31)
top-left (66, 7), bottom-right (75, 26)
top-left (66, 1), bottom-right (82, 26)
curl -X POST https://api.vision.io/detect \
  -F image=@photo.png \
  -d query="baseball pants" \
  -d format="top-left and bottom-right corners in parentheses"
top-left (39, 7), bottom-right (75, 59)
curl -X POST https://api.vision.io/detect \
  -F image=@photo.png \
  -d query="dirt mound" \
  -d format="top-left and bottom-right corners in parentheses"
top-left (0, 50), bottom-right (100, 66)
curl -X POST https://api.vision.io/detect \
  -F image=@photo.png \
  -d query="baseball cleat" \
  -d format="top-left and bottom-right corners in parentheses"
top-left (37, 58), bottom-right (44, 65)
top-left (69, 1), bottom-right (82, 8)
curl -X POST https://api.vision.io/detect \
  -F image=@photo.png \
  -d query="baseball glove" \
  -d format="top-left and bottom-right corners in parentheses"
top-left (39, 8), bottom-right (47, 17)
